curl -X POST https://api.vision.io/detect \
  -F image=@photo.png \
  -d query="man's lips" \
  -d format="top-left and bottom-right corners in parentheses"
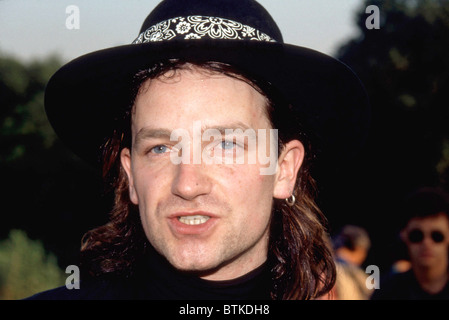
top-left (168, 211), bottom-right (217, 219)
top-left (177, 214), bottom-right (210, 225)
top-left (419, 250), bottom-right (435, 258)
top-left (167, 211), bottom-right (218, 235)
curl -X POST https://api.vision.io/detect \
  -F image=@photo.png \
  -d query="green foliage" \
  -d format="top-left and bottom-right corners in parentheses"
top-left (0, 52), bottom-right (108, 276)
top-left (324, 0), bottom-right (449, 268)
top-left (337, 0), bottom-right (449, 190)
top-left (0, 53), bottom-right (107, 298)
top-left (0, 229), bottom-right (66, 300)
top-left (0, 54), bottom-right (61, 163)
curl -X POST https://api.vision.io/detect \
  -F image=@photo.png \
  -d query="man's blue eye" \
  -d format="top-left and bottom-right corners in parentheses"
top-left (221, 141), bottom-right (236, 149)
top-left (151, 145), bottom-right (168, 154)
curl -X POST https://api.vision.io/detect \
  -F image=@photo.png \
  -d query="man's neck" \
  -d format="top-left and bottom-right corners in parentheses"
top-left (413, 263), bottom-right (449, 295)
top-left (336, 248), bottom-right (362, 267)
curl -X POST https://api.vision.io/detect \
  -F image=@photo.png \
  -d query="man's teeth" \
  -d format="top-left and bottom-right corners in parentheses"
top-left (178, 215), bottom-right (210, 225)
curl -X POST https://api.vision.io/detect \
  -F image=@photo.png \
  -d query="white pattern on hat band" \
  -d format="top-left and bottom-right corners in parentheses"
top-left (132, 15), bottom-right (277, 44)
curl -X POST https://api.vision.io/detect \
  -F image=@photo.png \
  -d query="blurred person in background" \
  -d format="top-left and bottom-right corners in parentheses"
top-left (331, 224), bottom-right (373, 299)
top-left (372, 187), bottom-right (449, 299)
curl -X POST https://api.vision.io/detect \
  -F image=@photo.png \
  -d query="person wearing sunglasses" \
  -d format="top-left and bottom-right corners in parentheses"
top-left (372, 187), bottom-right (449, 300)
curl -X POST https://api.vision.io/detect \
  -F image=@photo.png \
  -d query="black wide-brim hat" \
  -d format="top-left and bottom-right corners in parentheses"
top-left (45, 0), bottom-right (370, 172)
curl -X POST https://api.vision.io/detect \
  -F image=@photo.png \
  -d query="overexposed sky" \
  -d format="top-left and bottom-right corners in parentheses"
top-left (0, 0), bottom-right (365, 63)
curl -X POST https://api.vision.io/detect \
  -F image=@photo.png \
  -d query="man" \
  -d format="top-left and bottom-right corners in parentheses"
top-left (332, 225), bottom-right (373, 299)
top-left (28, 0), bottom-right (369, 300)
top-left (333, 225), bottom-right (371, 268)
top-left (372, 187), bottom-right (449, 299)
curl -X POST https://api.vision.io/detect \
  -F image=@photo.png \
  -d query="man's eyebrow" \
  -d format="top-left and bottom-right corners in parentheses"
top-left (134, 128), bottom-right (172, 144)
top-left (133, 122), bottom-right (257, 145)
top-left (202, 122), bottom-right (254, 134)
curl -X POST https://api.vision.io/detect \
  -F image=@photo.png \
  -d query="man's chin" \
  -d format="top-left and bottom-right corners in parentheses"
top-left (171, 259), bottom-right (222, 277)
top-left (163, 249), bottom-right (219, 272)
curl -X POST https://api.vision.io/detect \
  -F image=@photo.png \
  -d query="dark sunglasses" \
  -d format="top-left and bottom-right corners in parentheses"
top-left (407, 229), bottom-right (445, 244)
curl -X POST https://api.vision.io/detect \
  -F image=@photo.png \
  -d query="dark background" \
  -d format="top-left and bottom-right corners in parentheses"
top-left (1, 0), bottom-right (449, 274)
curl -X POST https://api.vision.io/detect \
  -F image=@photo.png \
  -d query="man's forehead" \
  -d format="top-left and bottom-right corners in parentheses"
top-left (132, 65), bottom-right (269, 109)
top-left (135, 65), bottom-right (258, 95)
top-left (130, 67), bottom-right (273, 134)
top-left (406, 213), bottom-right (449, 230)
top-left (136, 121), bottom-right (252, 134)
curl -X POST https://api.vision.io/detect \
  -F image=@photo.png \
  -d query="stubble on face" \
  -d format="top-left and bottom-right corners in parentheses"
top-left (123, 66), bottom-right (277, 280)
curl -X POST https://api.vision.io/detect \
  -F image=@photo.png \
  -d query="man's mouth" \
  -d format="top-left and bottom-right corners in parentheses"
top-left (178, 215), bottom-right (211, 225)
top-left (168, 212), bottom-right (217, 235)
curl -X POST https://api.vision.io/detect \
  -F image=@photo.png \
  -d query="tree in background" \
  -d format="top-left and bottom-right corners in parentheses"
top-left (0, 55), bottom-right (59, 162)
top-left (328, 0), bottom-right (449, 268)
top-left (338, 0), bottom-right (449, 191)
top-left (0, 53), bottom-right (110, 271)
top-left (0, 230), bottom-right (66, 299)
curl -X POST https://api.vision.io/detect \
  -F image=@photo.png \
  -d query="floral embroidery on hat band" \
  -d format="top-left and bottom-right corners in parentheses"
top-left (132, 15), bottom-right (276, 44)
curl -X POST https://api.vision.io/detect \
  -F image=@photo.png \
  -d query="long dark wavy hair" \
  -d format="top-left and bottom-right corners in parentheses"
top-left (79, 60), bottom-right (336, 300)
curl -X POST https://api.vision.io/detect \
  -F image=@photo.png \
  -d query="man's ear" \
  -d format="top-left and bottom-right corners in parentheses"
top-left (273, 140), bottom-right (305, 199)
top-left (120, 148), bottom-right (139, 205)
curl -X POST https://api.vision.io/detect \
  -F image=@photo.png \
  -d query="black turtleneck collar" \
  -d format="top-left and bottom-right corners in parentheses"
top-left (130, 246), bottom-right (273, 300)
top-left (26, 245), bottom-right (273, 300)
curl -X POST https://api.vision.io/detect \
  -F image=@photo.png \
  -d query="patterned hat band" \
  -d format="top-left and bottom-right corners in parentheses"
top-left (132, 15), bottom-right (277, 44)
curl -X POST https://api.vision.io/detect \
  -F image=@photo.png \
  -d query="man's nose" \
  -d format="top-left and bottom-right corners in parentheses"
top-left (171, 162), bottom-right (212, 201)
top-left (422, 235), bottom-right (435, 248)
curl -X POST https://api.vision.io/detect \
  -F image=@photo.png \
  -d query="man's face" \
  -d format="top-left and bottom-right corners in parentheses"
top-left (121, 67), bottom-right (302, 280)
top-left (402, 213), bottom-right (449, 269)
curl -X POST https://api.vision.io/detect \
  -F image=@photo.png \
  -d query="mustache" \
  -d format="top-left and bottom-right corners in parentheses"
top-left (155, 195), bottom-right (232, 215)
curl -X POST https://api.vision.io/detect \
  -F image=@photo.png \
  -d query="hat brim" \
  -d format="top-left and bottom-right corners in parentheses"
top-left (45, 40), bottom-right (370, 171)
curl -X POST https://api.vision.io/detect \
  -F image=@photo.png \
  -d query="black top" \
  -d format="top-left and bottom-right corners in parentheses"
top-left (371, 269), bottom-right (449, 300)
top-left (26, 247), bottom-right (273, 300)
